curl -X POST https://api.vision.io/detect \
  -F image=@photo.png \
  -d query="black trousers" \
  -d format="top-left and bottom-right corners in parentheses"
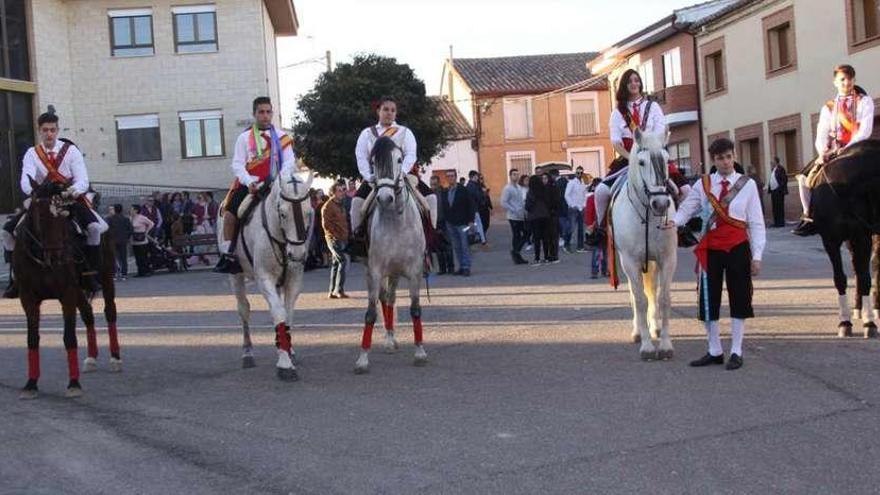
top-left (546, 218), bottom-right (560, 260)
top-left (698, 241), bottom-right (754, 321)
top-left (529, 219), bottom-right (551, 261)
top-left (114, 242), bottom-right (128, 277)
top-left (770, 191), bottom-right (785, 227)
top-left (509, 220), bottom-right (527, 254)
top-left (132, 244), bottom-right (151, 276)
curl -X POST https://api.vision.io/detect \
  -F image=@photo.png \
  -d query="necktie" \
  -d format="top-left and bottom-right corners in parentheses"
top-left (720, 179), bottom-right (730, 201)
top-left (631, 102), bottom-right (641, 128)
top-left (48, 151), bottom-right (57, 166)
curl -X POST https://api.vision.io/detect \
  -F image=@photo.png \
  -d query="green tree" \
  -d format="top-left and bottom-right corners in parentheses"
top-left (293, 54), bottom-right (450, 178)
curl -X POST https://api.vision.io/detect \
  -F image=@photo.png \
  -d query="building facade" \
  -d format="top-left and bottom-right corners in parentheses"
top-left (695, 0), bottom-right (880, 183)
top-left (423, 96), bottom-right (478, 187)
top-left (589, 0), bottom-right (741, 177)
top-left (0, 0), bottom-right (298, 212)
top-left (439, 53), bottom-right (613, 205)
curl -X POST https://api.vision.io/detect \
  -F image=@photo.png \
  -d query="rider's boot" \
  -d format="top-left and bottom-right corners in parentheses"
top-left (791, 215), bottom-right (817, 237)
top-left (2, 252), bottom-right (16, 299)
top-left (213, 213), bottom-right (242, 274)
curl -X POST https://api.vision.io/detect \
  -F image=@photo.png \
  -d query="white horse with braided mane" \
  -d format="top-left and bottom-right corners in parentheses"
top-left (354, 135), bottom-right (428, 374)
top-left (609, 128), bottom-right (678, 360)
top-left (215, 167), bottom-right (315, 381)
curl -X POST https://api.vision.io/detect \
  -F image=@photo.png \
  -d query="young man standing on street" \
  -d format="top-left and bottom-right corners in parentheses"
top-left (669, 138), bottom-right (766, 370)
top-left (501, 168), bottom-right (528, 265)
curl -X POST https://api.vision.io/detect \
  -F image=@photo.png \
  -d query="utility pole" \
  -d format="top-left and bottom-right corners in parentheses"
top-left (325, 50), bottom-right (332, 72)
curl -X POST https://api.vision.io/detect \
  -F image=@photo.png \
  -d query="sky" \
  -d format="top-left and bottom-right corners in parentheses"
top-left (276, 0), bottom-right (703, 127)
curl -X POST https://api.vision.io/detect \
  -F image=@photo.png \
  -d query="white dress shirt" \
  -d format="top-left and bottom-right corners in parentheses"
top-left (674, 171), bottom-right (766, 261)
top-left (230, 127), bottom-right (296, 187)
top-left (565, 177), bottom-right (588, 210)
top-left (355, 122), bottom-right (416, 182)
top-left (609, 98), bottom-right (667, 146)
top-left (815, 94), bottom-right (875, 155)
top-left (21, 140), bottom-right (89, 196)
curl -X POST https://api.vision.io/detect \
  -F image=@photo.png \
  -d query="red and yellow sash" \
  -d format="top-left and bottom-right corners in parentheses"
top-left (695, 175), bottom-right (748, 270)
top-left (34, 143), bottom-right (71, 186)
top-left (826, 94), bottom-right (861, 147)
top-left (221, 132), bottom-right (293, 210)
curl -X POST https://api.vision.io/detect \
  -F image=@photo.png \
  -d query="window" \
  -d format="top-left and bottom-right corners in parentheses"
top-left (568, 148), bottom-right (603, 178)
top-left (179, 111), bottom-right (224, 158)
top-left (662, 48), bottom-right (682, 88)
top-left (3, 0), bottom-right (31, 80)
top-left (108, 9), bottom-right (154, 57)
top-left (506, 151), bottom-right (535, 175)
top-left (638, 60), bottom-right (655, 94)
top-left (738, 138), bottom-right (761, 175)
top-left (774, 131), bottom-right (798, 174)
top-left (763, 7), bottom-right (797, 76)
top-left (116, 114), bottom-right (161, 163)
top-left (667, 141), bottom-right (692, 176)
top-left (173, 5), bottom-right (218, 53)
top-left (852, 0), bottom-right (879, 43)
top-left (503, 97), bottom-right (533, 140)
top-left (566, 93), bottom-right (599, 136)
top-left (705, 51), bottom-right (725, 93)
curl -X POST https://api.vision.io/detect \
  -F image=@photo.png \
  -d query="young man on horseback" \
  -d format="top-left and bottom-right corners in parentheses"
top-left (793, 64), bottom-right (875, 237)
top-left (669, 138), bottom-right (766, 370)
top-left (349, 96), bottom-right (437, 244)
top-left (1, 111), bottom-right (108, 298)
top-left (594, 69), bottom-right (667, 229)
top-left (214, 96), bottom-right (296, 274)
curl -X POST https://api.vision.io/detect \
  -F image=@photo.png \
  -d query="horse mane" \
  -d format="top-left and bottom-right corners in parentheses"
top-left (370, 136), bottom-right (398, 179)
top-left (31, 180), bottom-right (65, 200)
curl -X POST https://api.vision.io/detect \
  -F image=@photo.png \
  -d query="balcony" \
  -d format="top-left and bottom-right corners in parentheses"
top-left (651, 84), bottom-right (699, 127)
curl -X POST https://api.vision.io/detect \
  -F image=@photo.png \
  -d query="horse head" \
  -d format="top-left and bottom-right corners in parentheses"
top-left (370, 136), bottom-right (404, 211)
top-left (274, 167), bottom-right (315, 264)
top-left (24, 176), bottom-right (71, 266)
top-left (631, 128), bottom-right (672, 216)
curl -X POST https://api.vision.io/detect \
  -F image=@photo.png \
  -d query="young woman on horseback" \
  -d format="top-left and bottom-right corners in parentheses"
top-left (594, 69), bottom-right (667, 227)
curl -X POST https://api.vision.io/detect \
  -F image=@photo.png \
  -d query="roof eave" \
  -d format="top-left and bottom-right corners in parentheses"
top-left (264, 0), bottom-right (299, 36)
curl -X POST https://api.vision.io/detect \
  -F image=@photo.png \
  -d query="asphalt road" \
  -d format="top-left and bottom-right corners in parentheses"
top-left (1, 225), bottom-right (879, 494)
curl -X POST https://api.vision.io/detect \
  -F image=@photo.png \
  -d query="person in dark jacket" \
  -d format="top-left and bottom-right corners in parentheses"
top-left (430, 176), bottom-right (455, 275)
top-left (768, 156), bottom-right (788, 227)
top-left (445, 179), bottom-right (477, 276)
top-left (106, 203), bottom-right (133, 280)
top-left (525, 175), bottom-right (556, 265)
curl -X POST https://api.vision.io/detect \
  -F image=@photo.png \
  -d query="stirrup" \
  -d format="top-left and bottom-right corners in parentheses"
top-left (213, 254), bottom-right (242, 274)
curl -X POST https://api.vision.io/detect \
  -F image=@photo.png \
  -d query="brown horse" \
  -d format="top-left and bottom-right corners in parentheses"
top-left (14, 179), bottom-right (120, 399)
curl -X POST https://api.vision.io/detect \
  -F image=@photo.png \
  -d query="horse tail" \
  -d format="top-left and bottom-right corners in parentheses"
top-left (643, 261), bottom-right (658, 320)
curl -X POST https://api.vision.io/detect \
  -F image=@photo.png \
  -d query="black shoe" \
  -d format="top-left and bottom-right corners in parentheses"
top-left (512, 252), bottom-right (528, 265)
top-left (791, 218), bottom-right (817, 237)
top-left (725, 353), bottom-right (743, 370)
top-left (2, 279), bottom-right (17, 299)
top-left (689, 353), bottom-right (724, 367)
top-left (213, 254), bottom-right (242, 274)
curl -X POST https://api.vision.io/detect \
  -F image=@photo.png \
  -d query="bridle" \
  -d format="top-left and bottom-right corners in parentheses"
top-left (19, 194), bottom-right (74, 269)
top-left (371, 139), bottom-right (408, 215)
top-left (625, 147), bottom-right (672, 273)
top-left (259, 174), bottom-right (312, 286)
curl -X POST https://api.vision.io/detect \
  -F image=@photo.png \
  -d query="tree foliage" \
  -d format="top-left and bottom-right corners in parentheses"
top-left (293, 54), bottom-right (450, 178)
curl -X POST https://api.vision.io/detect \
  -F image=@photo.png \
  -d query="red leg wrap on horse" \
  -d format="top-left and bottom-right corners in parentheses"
top-left (108, 322), bottom-right (120, 356)
top-left (413, 317), bottom-right (423, 345)
top-left (275, 323), bottom-right (291, 353)
top-left (361, 323), bottom-right (375, 350)
top-left (67, 348), bottom-right (79, 381)
top-left (27, 349), bottom-right (40, 380)
top-left (86, 324), bottom-right (98, 359)
top-left (382, 303), bottom-right (394, 331)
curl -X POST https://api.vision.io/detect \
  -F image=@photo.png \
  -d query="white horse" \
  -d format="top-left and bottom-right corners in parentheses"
top-left (354, 136), bottom-right (428, 373)
top-left (216, 167), bottom-right (315, 381)
top-left (609, 129), bottom-right (678, 360)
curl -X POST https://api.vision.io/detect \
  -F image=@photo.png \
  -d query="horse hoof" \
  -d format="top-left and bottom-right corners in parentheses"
top-left (384, 342), bottom-right (400, 354)
top-left (414, 347), bottom-right (428, 367)
top-left (276, 367), bottom-right (298, 382)
top-left (632, 334), bottom-right (641, 344)
top-left (354, 364), bottom-right (370, 375)
top-left (657, 349), bottom-right (674, 361)
top-left (242, 355), bottom-right (256, 369)
top-left (83, 357), bottom-right (98, 373)
top-left (838, 322), bottom-right (853, 338)
top-left (19, 389), bottom-right (38, 400)
top-left (109, 358), bottom-right (123, 373)
top-left (65, 386), bottom-right (83, 399)
top-left (640, 350), bottom-right (658, 361)
top-left (864, 323), bottom-right (877, 339)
